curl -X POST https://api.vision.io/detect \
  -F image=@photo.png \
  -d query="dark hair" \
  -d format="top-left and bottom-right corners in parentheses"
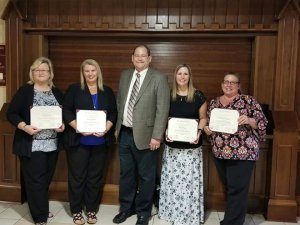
top-left (132, 44), bottom-right (151, 56)
top-left (224, 71), bottom-right (240, 82)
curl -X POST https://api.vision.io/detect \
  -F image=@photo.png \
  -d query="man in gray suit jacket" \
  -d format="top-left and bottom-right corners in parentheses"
top-left (113, 45), bottom-right (170, 225)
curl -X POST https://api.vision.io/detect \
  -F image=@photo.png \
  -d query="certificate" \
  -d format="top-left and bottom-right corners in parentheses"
top-left (76, 110), bottom-right (106, 133)
top-left (167, 117), bottom-right (198, 142)
top-left (30, 105), bottom-right (62, 129)
top-left (209, 108), bottom-right (239, 134)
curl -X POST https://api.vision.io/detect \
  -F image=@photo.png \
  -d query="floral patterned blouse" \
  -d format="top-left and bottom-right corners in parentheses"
top-left (207, 95), bottom-right (268, 161)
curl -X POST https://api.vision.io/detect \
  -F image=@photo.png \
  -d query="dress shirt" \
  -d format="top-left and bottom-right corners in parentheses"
top-left (122, 68), bottom-right (148, 127)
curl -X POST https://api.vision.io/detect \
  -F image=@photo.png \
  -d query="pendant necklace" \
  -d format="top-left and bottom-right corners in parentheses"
top-left (92, 94), bottom-right (98, 110)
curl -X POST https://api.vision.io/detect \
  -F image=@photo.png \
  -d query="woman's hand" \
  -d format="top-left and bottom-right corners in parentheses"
top-left (238, 115), bottom-right (257, 129)
top-left (238, 115), bottom-right (249, 125)
top-left (190, 130), bottom-right (201, 144)
top-left (93, 131), bottom-right (107, 137)
top-left (203, 126), bottom-right (213, 136)
top-left (54, 124), bottom-right (65, 133)
top-left (24, 125), bottom-right (41, 135)
top-left (165, 129), bottom-right (173, 142)
top-left (81, 132), bottom-right (93, 136)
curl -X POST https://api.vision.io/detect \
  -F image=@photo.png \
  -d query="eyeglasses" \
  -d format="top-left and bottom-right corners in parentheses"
top-left (223, 80), bottom-right (240, 85)
top-left (33, 69), bottom-right (49, 73)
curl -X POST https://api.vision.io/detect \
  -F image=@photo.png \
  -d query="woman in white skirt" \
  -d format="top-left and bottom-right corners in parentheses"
top-left (159, 64), bottom-right (207, 225)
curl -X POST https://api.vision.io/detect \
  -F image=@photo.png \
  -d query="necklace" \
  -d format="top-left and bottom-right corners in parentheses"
top-left (92, 94), bottom-right (98, 109)
top-left (177, 93), bottom-right (186, 101)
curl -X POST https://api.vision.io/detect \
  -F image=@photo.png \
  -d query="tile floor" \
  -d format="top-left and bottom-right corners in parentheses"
top-left (0, 200), bottom-right (299, 225)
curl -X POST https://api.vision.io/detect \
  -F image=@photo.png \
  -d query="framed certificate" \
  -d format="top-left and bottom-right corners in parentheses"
top-left (30, 105), bottom-right (62, 129)
top-left (167, 117), bottom-right (198, 142)
top-left (209, 108), bottom-right (239, 134)
top-left (76, 110), bottom-right (106, 133)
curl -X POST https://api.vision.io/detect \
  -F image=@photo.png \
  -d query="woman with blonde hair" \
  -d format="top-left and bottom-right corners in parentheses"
top-left (63, 59), bottom-right (117, 225)
top-left (7, 57), bottom-right (64, 225)
top-left (159, 64), bottom-right (207, 225)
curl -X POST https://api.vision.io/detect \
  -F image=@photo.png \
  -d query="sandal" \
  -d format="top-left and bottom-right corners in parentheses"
top-left (86, 211), bottom-right (97, 224)
top-left (73, 212), bottom-right (85, 225)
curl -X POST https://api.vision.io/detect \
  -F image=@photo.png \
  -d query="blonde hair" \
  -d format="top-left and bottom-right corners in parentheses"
top-left (28, 57), bottom-right (55, 88)
top-left (80, 59), bottom-right (104, 91)
top-left (171, 64), bottom-right (195, 102)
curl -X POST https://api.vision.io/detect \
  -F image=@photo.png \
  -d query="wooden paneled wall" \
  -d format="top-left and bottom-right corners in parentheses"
top-left (48, 36), bottom-right (251, 100)
top-left (297, 144), bottom-right (300, 216)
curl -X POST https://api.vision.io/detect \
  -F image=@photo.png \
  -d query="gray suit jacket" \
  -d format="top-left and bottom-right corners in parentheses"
top-left (115, 67), bottom-right (170, 150)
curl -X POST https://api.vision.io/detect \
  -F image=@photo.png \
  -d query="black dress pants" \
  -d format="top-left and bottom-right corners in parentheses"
top-left (66, 144), bottom-right (108, 214)
top-left (214, 158), bottom-right (255, 225)
top-left (20, 150), bottom-right (58, 223)
top-left (118, 127), bottom-right (158, 218)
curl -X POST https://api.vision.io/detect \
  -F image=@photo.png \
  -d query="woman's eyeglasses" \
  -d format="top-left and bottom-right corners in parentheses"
top-left (33, 69), bottom-right (49, 73)
top-left (223, 80), bottom-right (240, 85)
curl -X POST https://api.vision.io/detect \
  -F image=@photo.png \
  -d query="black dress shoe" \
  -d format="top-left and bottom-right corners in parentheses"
top-left (136, 215), bottom-right (149, 225)
top-left (113, 212), bottom-right (132, 224)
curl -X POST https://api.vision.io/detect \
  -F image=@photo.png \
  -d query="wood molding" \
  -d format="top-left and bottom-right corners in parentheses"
top-left (277, 0), bottom-right (300, 19)
top-left (252, 36), bottom-right (276, 108)
top-left (0, 103), bottom-right (23, 203)
top-left (4, 0), bottom-right (281, 32)
top-left (273, 4), bottom-right (299, 111)
top-left (267, 111), bottom-right (299, 222)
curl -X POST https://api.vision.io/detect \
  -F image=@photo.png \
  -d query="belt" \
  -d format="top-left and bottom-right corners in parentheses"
top-left (121, 125), bottom-right (133, 132)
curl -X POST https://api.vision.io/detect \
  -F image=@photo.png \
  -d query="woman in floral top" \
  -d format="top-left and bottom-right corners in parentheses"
top-left (204, 72), bottom-right (268, 225)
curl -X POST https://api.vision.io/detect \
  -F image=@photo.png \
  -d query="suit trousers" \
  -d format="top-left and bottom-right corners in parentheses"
top-left (20, 150), bottom-right (58, 223)
top-left (119, 126), bottom-right (158, 218)
top-left (66, 144), bottom-right (108, 213)
top-left (214, 157), bottom-right (255, 225)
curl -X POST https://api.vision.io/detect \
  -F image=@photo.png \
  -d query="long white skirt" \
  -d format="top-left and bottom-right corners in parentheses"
top-left (158, 145), bottom-right (204, 225)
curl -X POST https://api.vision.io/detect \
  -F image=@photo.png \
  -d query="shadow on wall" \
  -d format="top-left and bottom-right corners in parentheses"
top-left (261, 104), bottom-right (273, 135)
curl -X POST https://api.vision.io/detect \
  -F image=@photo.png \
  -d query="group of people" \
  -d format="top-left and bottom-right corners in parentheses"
top-left (6, 44), bottom-right (268, 225)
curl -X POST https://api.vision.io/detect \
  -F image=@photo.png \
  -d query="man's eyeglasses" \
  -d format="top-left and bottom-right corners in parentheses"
top-left (223, 80), bottom-right (240, 85)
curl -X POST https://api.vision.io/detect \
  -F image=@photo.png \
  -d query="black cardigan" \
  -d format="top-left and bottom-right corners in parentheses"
top-left (63, 83), bottom-right (117, 149)
top-left (6, 84), bottom-right (64, 157)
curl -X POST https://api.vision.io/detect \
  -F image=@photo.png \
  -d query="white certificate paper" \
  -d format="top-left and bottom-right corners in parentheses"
top-left (30, 105), bottom-right (62, 129)
top-left (209, 108), bottom-right (239, 134)
top-left (167, 117), bottom-right (198, 142)
top-left (76, 110), bottom-right (106, 133)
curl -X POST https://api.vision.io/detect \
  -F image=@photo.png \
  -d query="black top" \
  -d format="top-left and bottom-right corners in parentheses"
top-left (6, 84), bottom-right (64, 157)
top-left (63, 83), bottom-right (117, 149)
top-left (165, 89), bottom-right (206, 149)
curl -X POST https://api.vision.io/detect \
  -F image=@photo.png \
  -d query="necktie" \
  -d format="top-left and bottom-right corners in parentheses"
top-left (127, 73), bottom-right (141, 127)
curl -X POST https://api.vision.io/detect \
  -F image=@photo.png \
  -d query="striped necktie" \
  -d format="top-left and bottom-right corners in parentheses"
top-left (127, 73), bottom-right (141, 127)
